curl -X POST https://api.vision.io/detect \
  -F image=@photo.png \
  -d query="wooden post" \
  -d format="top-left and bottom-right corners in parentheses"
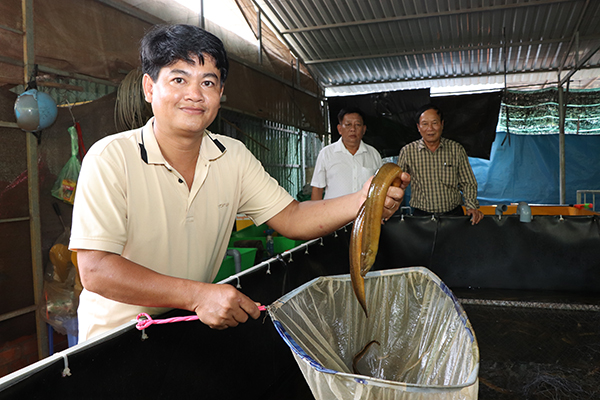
top-left (22, 0), bottom-right (49, 359)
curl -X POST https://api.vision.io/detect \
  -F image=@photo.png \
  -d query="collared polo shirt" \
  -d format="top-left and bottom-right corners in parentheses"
top-left (70, 118), bottom-right (293, 340)
top-left (398, 137), bottom-right (479, 213)
top-left (311, 139), bottom-right (382, 199)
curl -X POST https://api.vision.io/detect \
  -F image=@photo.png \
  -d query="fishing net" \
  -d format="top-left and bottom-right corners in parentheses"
top-left (268, 267), bottom-right (479, 400)
top-left (498, 88), bottom-right (600, 135)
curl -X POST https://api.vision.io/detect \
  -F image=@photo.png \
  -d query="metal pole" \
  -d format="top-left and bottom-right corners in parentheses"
top-left (558, 83), bottom-right (566, 204)
top-left (296, 56), bottom-right (300, 87)
top-left (302, 132), bottom-right (307, 186)
top-left (199, 0), bottom-right (204, 29)
top-left (22, 0), bottom-right (49, 359)
top-left (257, 9), bottom-right (262, 65)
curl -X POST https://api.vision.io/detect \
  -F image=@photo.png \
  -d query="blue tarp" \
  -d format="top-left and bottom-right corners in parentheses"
top-left (470, 132), bottom-right (600, 205)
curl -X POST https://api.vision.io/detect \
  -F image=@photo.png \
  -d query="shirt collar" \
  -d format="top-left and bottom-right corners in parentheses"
top-left (139, 117), bottom-right (226, 164)
top-left (200, 131), bottom-right (227, 161)
top-left (334, 138), bottom-right (366, 154)
top-left (139, 117), bottom-right (162, 165)
top-left (417, 137), bottom-right (446, 151)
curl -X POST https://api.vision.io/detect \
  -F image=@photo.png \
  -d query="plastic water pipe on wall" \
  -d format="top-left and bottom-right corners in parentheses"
top-left (495, 204), bottom-right (508, 218)
top-left (516, 201), bottom-right (532, 223)
top-left (226, 249), bottom-right (242, 274)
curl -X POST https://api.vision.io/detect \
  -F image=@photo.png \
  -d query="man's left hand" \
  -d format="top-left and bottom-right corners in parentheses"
top-left (466, 208), bottom-right (484, 225)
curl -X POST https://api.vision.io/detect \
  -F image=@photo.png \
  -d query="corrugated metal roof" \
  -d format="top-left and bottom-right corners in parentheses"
top-left (254, 0), bottom-right (600, 95)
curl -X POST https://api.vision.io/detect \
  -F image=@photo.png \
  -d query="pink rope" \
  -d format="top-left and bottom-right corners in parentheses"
top-left (136, 306), bottom-right (267, 330)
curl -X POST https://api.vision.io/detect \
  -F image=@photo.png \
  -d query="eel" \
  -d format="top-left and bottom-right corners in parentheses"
top-left (352, 340), bottom-right (380, 375)
top-left (349, 163), bottom-right (403, 318)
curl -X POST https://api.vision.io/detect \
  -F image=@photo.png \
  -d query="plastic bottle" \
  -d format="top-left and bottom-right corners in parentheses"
top-left (574, 203), bottom-right (593, 210)
top-left (265, 229), bottom-right (275, 258)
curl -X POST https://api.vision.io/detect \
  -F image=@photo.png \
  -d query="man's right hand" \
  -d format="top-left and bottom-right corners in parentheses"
top-left (191, 282), bottom-right (262, 329)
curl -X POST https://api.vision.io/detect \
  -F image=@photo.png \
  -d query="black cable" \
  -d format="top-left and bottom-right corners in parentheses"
top-left (427, 217), bottom-right (441, 269)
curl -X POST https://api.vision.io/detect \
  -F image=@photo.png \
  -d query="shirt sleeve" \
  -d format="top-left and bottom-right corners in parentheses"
top-left (310, 151), bottom-right (327, 188)
top-left (375, 149), bottom-right (384, 169)
top-left (69, 150), bottom-right (128, 254)
top-left (398, 146), bottom-right (409, 174)
top-left (456, 146), bottom-right (479, 210)
top-left (236, 143), bottom-right (294, 226)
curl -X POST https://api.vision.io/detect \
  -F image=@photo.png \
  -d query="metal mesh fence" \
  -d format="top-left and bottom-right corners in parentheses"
top-left (460, 297), bottom-right (600, 399)
top-left (218, 108), bottom-right (327, 198)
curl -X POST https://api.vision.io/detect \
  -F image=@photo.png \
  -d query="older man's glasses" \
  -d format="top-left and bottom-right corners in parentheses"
top-left (342, 122), bottom-right (364, 129)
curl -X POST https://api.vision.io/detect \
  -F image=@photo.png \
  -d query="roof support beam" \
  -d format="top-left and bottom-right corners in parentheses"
top-left (0, 54), bottom-right (119, 87)
top-left (305, 35), bottom-right (600, 65)
top-left (281, 0), bottom-right (576, 34)
top-left (559, 42), bottom-right (600, 86)
top-left (323, 66), bottom-right (600, 88)
top-left (251, 0), bottom-right (308, 61)
top-left (558, 0), bottom-right (590, 74)
top-left (94, 0), bottom-right (164, 25)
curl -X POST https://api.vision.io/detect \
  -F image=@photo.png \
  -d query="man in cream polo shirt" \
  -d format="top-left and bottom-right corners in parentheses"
top-left (70, 24), bottom-right (409, 341)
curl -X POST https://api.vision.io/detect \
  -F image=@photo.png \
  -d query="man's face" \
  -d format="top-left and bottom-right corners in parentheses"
top-left (337, 113), bottom-right (366, 150)
top-left (142, 54), bottom-right (224, 137)
top-left (417, 108), bottom-right (444, 146)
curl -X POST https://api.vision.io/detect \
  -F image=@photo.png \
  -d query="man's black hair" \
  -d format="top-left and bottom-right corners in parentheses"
top-left (415, 103), bottom-right (444, 125)
top-left (337, 107), bottom-right (366, 124)
top-left (140, 24), bottom-right (229, 84)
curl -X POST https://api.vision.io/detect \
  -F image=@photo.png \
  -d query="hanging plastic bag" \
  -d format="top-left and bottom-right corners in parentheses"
top-left (39, 229), bottom-right (80, 337)
top-left (51, 125), bottom-right (81, 204)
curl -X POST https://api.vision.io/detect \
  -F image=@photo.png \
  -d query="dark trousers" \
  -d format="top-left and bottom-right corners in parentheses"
top-left (412, 205), bottom-right (465, 217)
